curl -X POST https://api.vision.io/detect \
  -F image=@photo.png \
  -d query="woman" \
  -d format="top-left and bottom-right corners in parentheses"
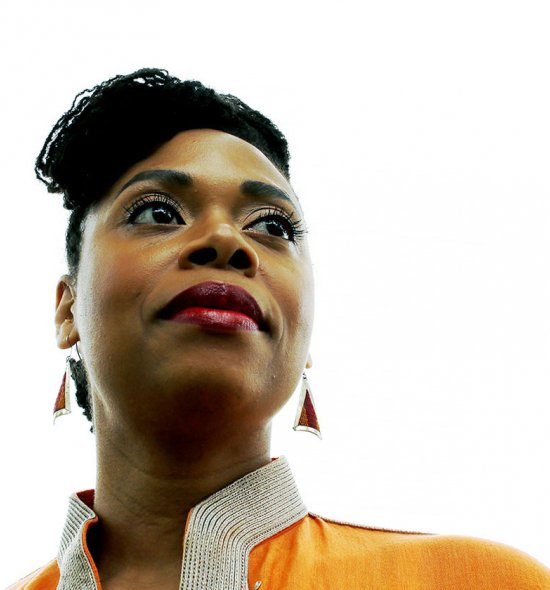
top-left (10, 68), bottom-right (550, 590)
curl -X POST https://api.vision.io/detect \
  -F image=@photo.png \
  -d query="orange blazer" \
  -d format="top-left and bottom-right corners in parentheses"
top-left (9, 458), bottom-right (550, 589)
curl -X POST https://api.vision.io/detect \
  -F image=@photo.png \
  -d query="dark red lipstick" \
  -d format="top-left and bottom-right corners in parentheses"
top-left (159, 281), bottom-right (266, 331)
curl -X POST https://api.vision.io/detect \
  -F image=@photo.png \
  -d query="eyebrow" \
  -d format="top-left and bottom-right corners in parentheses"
top-left (116, 169), bottom-right (192, 196)
top-left (115, 169), bottom-right (301, 211)
top-left (240, 179), bottom-right (294, 207)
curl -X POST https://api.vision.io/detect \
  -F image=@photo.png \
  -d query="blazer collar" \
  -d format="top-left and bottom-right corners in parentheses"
top-left (57, 456), bottom-right (306, 590)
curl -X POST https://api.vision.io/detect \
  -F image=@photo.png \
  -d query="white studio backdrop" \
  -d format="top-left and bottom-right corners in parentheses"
top-left (1, 0), bottom-right (549, 585)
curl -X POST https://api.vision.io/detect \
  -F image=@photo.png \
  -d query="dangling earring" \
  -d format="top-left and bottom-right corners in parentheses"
top-left (53, 337), bottom-right (72, 422)
top-left (293, 372), bottom-right (321, 439)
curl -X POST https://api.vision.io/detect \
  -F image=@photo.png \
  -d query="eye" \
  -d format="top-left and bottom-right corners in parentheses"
top-left (124, 194), bottom-right (185, 225)
top-left (244, 207), bottom-right (308, 242)
top-left (249, 216), bottom-right (291, 239)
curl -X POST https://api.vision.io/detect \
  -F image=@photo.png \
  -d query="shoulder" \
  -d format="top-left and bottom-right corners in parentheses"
top-left (6, 560), bottom-right (59, 590)
top-left (417, 534), bottom-right (550, 589)
top-left (302, 514), bottom-right (550, 589)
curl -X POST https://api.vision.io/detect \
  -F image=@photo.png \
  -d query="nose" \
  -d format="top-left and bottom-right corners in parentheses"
top-left (178, 220), bottom-right (260, 278)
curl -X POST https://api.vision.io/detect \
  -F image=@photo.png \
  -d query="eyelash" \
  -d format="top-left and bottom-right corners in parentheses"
top-left (123, 193), bottom-right (185, 224)
top-left (123, 193), bottom-right (308, 243)
top-left (244, 206), bottom-right (308, 242)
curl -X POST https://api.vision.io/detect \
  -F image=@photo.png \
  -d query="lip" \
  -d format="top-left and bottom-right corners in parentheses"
top-left (159, 281), bottom-right (267, 331)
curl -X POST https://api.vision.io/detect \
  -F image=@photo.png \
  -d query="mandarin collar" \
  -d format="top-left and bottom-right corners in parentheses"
top-left (57, 456), bottom-right (306, 590)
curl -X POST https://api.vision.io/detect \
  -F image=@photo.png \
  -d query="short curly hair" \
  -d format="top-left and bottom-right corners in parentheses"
top-left (36, 67), bottom-right (292, 428)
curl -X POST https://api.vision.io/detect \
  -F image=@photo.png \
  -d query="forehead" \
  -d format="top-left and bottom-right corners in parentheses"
top-left (109, 128), bottom-right (295, 200)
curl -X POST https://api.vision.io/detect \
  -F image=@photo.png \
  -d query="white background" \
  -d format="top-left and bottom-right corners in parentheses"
top-left (1, 0), bottom-right (549, 585)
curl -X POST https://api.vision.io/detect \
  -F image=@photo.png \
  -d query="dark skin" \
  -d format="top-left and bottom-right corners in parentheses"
top-left (54, 129), bottom-right (314, 589)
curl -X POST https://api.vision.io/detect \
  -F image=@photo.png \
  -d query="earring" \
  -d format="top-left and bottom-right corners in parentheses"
top-left (53, 337), bottom-right (73, 422)
top-left (293, 372), bottom-right (321, 439)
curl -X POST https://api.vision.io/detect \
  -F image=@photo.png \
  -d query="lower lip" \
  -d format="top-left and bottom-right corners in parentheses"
top-left (169, 307), bottom-right (260, 331)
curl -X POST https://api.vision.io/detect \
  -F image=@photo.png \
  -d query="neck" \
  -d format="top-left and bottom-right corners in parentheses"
top-left (89, 419), bottom-right (271, 585)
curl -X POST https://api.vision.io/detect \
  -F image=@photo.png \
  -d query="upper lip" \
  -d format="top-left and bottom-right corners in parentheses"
top-left (159, 280), bottom-right (267, 330)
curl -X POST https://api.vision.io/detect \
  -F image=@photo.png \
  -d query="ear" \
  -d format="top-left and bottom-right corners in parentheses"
top-left (55, 275), bottom-right (79, 349)
top-left (305, 353), bottom-right (313, 369)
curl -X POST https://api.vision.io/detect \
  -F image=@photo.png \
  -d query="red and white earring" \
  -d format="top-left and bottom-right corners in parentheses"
top-left (53, 336), bottom-right (73, 422)
top-left (293, 372), bottom-right (321, 439)
top-left (53, 356), bottom-right (72, 422)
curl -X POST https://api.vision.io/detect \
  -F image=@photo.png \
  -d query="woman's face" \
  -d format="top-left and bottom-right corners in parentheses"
top-left (67, 129), bottom-right (314, 441)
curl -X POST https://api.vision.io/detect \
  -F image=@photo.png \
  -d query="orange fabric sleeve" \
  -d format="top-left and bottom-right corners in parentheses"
top-left (6, 560), bottom-right (59, 590)
top-left (248, 515), bottom-right (550, 589)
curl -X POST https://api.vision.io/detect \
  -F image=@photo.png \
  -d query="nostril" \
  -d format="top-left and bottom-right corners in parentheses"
top-left (187, 247), bottom-right (253, 270)
top-left (188, 247), bottom-right (217, 265)
top-left (229, 249), bottom-right (252, 270)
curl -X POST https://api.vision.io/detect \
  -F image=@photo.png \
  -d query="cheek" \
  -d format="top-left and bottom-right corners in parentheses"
top-left (271, 258), bottom-right (314, 363)
top-left (74, 237), bottom-right (161, 361)
top-left (258, 262), bottom-right (314, 419)
top-left (288, 258), bottom-right (314, 334)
